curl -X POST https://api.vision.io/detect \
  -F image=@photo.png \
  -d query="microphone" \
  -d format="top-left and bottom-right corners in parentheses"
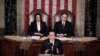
top-left (50, 43), bottom-right (53, 56)
top-left (50, 43), bottom-right (53, 51)
top-left (50, 43), bottom-right (53, 46)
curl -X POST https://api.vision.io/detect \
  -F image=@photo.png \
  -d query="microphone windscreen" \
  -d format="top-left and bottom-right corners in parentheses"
top-left (50, 43), bottom-right (53, 46)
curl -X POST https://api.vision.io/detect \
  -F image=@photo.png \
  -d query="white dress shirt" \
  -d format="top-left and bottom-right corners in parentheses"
top-left (50, 39), bottom-right (55, 50)
top-left (50, 39), bottom-right (55, 45)
top-left (37, 22), bottom-right (41, 32)
top-left (62, 21), bottom-right (67, 36)
top-left (62, 21), bottom-right (65, 26)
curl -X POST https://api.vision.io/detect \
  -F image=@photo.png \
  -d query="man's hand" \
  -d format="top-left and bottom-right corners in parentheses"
top-left (57, 34), bottom-right (64, 37)
top-left (59, 34), bottom-right (64, 37)
top-left (57, 34), bottom-right (67, 37)
top-left (56, 48), bottom-right (59, 54)
top-left (45, 49), bottom-right (49, 54)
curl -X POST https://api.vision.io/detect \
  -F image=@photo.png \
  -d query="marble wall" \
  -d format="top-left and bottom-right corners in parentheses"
top-left (97, 0), bottom-right (100, 38)
top-left (0, 0), bottom-right (4, 35)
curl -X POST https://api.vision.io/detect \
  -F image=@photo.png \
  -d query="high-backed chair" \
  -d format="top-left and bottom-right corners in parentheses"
top-left (53, 10), bottom-right (77, 36)
top-left (54, 10), bottom-right (73, 22)
top-left (29, 9), bottom-right (48, 25)
top-left (52, 10), bottom-right (73, 28)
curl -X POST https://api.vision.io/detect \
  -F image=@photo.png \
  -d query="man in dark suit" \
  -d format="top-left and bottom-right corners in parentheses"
top-left (41, 31), bottom-right (63, 55)
top-left (54, 13), bottom-right (74, 37)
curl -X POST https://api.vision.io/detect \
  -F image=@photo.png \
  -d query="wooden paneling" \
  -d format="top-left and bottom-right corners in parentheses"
top-left (0, 38), bottom-right (100, 56)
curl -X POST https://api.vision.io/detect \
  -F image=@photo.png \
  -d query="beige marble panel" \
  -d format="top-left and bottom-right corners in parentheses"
top-left (17, 0), bottom-right (25, 35)
top-left (76, 0), bottom-right (86, 37)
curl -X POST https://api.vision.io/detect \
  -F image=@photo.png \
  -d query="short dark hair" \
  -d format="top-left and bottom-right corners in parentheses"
top-left (49, 31), bottom-right (55, 35)
top-left (60, 13), bottom-right (68, 17)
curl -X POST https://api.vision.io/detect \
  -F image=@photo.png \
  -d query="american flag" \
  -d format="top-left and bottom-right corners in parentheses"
top-left (24, 0), bottom-right (77, 35)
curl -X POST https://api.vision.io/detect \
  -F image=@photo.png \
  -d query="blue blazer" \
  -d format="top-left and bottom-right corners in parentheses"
top-left (53, 21), bottom-right (74, 37)
top-left (28, 22), bottom-right (49, 36)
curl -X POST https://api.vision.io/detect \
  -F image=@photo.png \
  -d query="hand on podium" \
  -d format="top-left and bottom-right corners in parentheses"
top-left (56, 48), bottom-right (59, 54)
top-left (45, 49), bottom-right (50, 54)
top-left (57, 34), bottom-right (67, 37)
top-left (57, 34), bottom-right (64, 37)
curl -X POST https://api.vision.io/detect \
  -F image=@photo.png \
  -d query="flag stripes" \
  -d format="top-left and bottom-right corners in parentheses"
top-left (24, 0), bottom-right (77, 35)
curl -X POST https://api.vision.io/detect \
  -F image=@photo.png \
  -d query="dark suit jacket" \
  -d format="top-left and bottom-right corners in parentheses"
top-left (28, 22), bottom-right (48, 36)
top-left (41, 39), bottom-right (63, 55)
top-left (54, 21), bottom-right (74, 37)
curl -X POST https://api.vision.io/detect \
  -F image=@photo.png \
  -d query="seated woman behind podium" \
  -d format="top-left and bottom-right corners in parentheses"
top-left (28, 13), bottom-right (49, 36)
top-left (41, 31), bottom-right (63, 55)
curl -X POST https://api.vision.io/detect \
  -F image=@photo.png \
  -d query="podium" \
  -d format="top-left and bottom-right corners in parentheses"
top-left (0, 36), bottom-right (99, 56)
top-left (38, 54), bottom-right (64, 56)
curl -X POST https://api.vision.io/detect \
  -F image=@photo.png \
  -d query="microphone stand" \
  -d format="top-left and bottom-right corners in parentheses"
top-left (51, 48), bottom-right (53, 56)
top-left (50, 43), bottom-right (53, 56)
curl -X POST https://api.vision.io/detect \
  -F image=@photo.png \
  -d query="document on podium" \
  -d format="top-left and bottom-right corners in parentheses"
top-left (38, 54), bottom-right (64, 56)
top-left (30, 36), bottom-right (40, 40)
top-left (56, 37), bottom-right (72, 41)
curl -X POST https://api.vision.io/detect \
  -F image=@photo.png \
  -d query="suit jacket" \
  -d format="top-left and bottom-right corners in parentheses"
top-left (28, 22), bottom-right (48, 36)
top-left (54, 21), bottom-right (74, 37)
top-left (41, 39), bottom-right (63, 55)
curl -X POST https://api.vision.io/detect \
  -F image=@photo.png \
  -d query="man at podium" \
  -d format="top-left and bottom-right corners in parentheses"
top-left (40, 31), bottom-right (63, 55)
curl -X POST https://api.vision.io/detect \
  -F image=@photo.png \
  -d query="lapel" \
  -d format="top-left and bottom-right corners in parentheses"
top-left (47, 39), bottom-right (51, 46)
top-left (64, 21), bottom-right (67, 29)
top-left (35, 22), bottom-right (42, 32)
top-left (48, 39), bottom-right (50, 44)
top-left (48, 39), bottom-right (56, 47)
top-left (34, 23), bottom-right (38, 32)
top-left (53, 39), bottom-right (57, 49)
top-left (40, 22), bottom-right (42, 31)
top-left (59, 21), bottom-right (63, 30)
top-left (63, 21), bottom-right (68, 30)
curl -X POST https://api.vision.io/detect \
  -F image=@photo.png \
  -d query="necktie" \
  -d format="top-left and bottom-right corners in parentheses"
top-left (62, 22), bottom-right (65, 33)
top-left (62, 23), bottom-right (65, 29)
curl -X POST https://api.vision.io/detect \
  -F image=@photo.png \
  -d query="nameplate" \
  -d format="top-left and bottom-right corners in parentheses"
top-left (38, 54), bottom-right (64, 56)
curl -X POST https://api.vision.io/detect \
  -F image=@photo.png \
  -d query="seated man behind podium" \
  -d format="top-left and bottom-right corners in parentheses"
top-left (54, 13), bottom-right (74, 37)
top-left (28, 13), bottom-right (48, 36)
top-left (41, 31), bottom-right (63, 55)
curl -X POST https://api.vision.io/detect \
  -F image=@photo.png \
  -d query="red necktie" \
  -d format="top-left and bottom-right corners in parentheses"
top-left (62, 23), bottom-right (65, 32)
top-left (62, 23), bottom-right (65, 29)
